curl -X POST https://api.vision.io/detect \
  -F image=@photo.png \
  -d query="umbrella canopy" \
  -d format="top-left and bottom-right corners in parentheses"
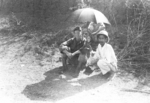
top-left (71, 8), bottom-right (110, 25)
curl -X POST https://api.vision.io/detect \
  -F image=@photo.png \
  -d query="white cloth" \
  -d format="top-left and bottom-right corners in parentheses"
top-left (87, 43), bottom-right (117, 74)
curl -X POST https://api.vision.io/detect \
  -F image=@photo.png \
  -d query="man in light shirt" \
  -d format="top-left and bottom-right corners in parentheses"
top-left (86, 30), bottom-right (117, 80)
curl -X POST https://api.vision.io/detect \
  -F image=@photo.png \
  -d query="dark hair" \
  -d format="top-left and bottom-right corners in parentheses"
top-left (73, 27), bottom-right (82, 32)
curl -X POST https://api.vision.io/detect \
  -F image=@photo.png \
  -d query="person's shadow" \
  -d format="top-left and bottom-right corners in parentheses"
top-left (22, 66), bottom-right (110, 102)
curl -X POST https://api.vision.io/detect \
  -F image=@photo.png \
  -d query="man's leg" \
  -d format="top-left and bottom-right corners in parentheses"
top-left (68, 55), bottom-right (79, 67)
top-left (59, 46), bottom-right (71, 73)
top-left (97, 59), bottom-right (116, 80)
top-left (60, 54), bottom-right (68, 74)
top-left (75, 54), bottom-right (87, 75)
top-left (76, 62), bottom-right (82, 74)
top-left (107, 70), bottom-right (115, 81)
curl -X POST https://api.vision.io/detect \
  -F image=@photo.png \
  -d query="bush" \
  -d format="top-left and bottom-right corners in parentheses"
top-left (1, 0), bottom-right (150, 76)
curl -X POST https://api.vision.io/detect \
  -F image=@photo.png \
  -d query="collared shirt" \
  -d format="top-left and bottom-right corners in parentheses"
top-left (61, 37), bottom-right (86, 53)
top-left (93, 43), bottom-right (117, 68)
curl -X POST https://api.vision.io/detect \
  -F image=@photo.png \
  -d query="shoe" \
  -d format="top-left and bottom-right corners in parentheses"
top-left (107, 72), bottom-right (116, 81)
top-left (94, 68), bottom-right (101, 72)
top-left (59, 66), bottom-right (68, 74)
top-left (89, 70), bottom-right (101, 77)
top-left (59, 70), bottom-right (64, 74)
top-left (84, 67), bottom-right (93, 75)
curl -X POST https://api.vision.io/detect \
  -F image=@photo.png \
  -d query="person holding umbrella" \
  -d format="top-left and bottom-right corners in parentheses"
top-left (87, 22), bottom-right (105, 50)
top-left (86, 30), bottom-right (117, 80)
top-left (59, 26), bottom-right (87, 74)
top-left (71, 7), bottom-right (110, 49)
top-left (81, 21), bottom-right (105, 50)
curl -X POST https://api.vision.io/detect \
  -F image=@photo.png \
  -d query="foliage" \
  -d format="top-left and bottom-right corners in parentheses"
top-left (0, 0), bottom-right (150, 82)
top-left (103, 0), bottom-right (150, 84)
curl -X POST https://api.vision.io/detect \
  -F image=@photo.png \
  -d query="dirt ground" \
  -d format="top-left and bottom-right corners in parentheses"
top-left (0, 14), bottom-right (150, 102)
top-left (0, 37), bottom-right (150, 103)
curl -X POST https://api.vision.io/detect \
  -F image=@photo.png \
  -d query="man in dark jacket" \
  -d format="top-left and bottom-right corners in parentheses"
top-left (59, 27), bottom-right (87, 74)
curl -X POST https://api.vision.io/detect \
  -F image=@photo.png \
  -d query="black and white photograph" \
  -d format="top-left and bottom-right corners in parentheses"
top-left (0, 0), bottom-right (150, 103)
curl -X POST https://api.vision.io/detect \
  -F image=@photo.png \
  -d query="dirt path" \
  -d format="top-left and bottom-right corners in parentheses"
top-left (0, 38), bottom-right (150, 103)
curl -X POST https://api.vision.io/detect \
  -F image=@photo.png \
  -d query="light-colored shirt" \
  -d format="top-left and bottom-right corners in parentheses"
top-left (93, 43), bottom-right (117, 68)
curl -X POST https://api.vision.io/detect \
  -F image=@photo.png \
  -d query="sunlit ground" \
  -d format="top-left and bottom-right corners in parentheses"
top-left (0, 67), bottom-right (150, 103)
top-left (0, 16), bottom-right (149, 103)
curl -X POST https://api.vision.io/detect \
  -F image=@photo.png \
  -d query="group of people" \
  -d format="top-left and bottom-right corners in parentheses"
top-left (59, 22), bottom-right (118, 80)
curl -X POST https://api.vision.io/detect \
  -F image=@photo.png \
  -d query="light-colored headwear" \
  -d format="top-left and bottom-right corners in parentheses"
top-left (88, 22), bottom-right (105, 35)
top-left (96, 30), bottom-right (109, 42)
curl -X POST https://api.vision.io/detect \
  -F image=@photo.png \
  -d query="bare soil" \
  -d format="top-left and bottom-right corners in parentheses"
top-left (0, 38), bottom-right (150, 103)
top-left (0, 16), bottom-right (150, 103)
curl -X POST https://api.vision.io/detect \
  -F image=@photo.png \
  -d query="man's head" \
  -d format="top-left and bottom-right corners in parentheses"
top-left (84, 33), bottom-right (91, 42)
top-left (73, 27), bottom-right (83, 40)
top-left (97, 30), bottom-right (109, 45)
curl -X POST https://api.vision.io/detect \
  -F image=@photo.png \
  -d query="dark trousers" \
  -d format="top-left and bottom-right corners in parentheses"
top-left (61, 53), bottom-right (79, 71)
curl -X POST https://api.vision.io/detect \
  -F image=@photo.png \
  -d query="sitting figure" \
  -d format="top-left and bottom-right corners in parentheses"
top-left (59, 27), bottom-right (87, 74)
top-left (75, 32), bottom-right (93, 75)
top-left (86, 30), bottom-right (118, 80)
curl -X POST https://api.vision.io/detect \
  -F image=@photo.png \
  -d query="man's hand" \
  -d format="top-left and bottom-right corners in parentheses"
top-left (66, 52), bottom-right (73, 59)
top-left (90, 50), bottom-right (95, 57)
top-left (86, 61), bottom-right (91, 67)
top-left (61, 46), bottom-right (69, 51)
top-left (86, 57), bottom-right (98, 67)
top-left (62, 50), bottom-right (72, 59)
top-left (72, 50), bottom-right (81, 56)
top-left (59, 46), bottom-right (70, 53)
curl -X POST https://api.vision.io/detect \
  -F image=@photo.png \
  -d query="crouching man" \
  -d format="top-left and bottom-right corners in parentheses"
top-left (59, 27), bottom-right (87, 74)
top-left (86, 30), bottom-right (118, 80)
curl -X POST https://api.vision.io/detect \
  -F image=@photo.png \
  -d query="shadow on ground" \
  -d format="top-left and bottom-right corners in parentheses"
top-left (22, 66), bottom-right (110, 102)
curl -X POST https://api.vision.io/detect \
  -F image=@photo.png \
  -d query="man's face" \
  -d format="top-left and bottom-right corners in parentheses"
top-left (84, 33), bottom-right (91, 42)
top-left (97, 34), bottom-right (107, 45)
top-left (73, 30), bottom-right (82, 40)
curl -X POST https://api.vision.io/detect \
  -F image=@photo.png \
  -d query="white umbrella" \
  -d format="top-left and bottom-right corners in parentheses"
top-left (71, 8), bottom-right (110, 25)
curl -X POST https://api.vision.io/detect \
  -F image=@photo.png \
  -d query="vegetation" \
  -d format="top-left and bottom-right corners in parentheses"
top-left (0, 0), bottom-right (150, 84)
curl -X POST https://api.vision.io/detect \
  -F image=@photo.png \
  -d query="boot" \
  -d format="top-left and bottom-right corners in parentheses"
top-left (84, 66), bottom-right (93, 75)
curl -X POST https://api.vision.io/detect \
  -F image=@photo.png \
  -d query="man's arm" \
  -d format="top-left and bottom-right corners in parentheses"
top-left (59, 38), bottom-right (73, 52)
top-left (59, 38), bottom-right (74, 59)
top-left (72, 50), bottom-right (81, 56)
top-left (72, 38), bottom-right (87, 56)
